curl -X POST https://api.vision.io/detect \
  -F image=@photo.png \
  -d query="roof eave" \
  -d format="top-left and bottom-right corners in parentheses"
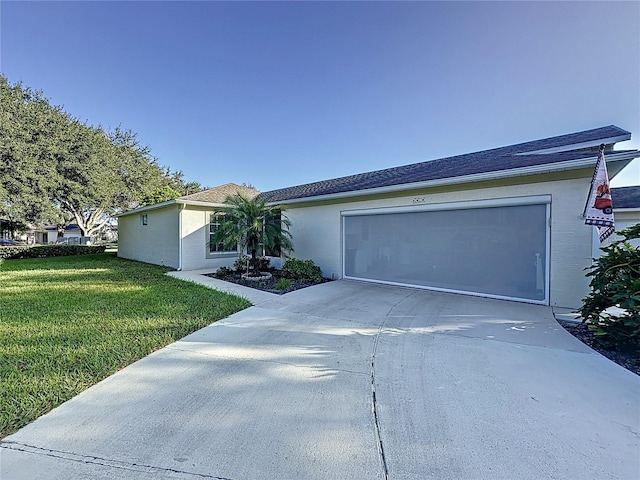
top-left (117, 200), bottom-right (179, 217)
top-left (117, 198), bottom-right (230, 217)
top-left (516, 133), bottom-right (631, 155)
top-left (269, 151), bottom-right (639, 206)
top-left (613, 207), bottom-right (640, 213)
top-left (176, 199), bottom-right (228, 208)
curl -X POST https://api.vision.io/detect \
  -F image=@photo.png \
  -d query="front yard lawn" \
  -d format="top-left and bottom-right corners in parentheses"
top-left (0, 253), bottom-right (251, 438)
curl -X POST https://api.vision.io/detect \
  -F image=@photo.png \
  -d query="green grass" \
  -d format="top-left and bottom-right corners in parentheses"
top-left (0, 253), bottom-right (251, 437)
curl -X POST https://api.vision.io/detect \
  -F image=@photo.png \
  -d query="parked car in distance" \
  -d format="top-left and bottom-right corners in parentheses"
top-left (0, 238), bottom-right (22, 246)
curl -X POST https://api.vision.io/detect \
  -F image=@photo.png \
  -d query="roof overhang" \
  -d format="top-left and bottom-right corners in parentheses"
top-left (516, 133), bottom-right (631, 155)
top-left (117, 199), bottom-right (229, 217)
top-left (269, 150), bottom-right (639, 206)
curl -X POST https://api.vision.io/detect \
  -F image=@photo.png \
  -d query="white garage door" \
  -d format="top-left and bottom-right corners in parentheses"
top-left (343, 197), bottom-right (550, 304)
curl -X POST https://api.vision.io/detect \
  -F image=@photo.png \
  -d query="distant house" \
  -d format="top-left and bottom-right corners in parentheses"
top-left (260, 125), bottom-right (639, 309)
top-left (117, 183), bottom-right (261, 270)
top-left (98, 224), bottom-right (118, 243)
top-left (32, 224), bottom-right (83, 244)
top-left (611, 185), bottom-right (640, 247)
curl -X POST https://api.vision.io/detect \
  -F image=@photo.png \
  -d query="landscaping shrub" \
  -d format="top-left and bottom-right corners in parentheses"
top-left (214, 266), bottom-right (233, 279)
top-left (0, 244), bottom-right (106, 260)
top-left (579, 223), bottom-right (640, 353)
top-left (258, 256), bottom-right (271, 271)
top-left (282, 258), bottom-right (323, 283)
top-left (233, 255), bottom-right (250, 272)
top-left (274, 278), bottom-right (292, 291)
top-left (233, 255), bottom-right (270, 272)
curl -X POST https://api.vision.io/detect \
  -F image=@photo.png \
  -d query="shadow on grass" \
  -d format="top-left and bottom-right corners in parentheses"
top-left (0, 253), bottom-right (251, 437)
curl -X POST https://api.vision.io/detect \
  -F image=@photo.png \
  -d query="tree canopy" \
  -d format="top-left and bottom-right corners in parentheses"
top-left (0, 75), bottom-right (201, 236)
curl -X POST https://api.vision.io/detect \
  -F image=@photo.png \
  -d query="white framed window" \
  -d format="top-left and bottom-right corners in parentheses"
top-left (209, 214), bottom-right (237, 254)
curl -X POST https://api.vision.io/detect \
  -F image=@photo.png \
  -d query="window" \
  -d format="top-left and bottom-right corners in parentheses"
top-left (209, 214), bottom-right (236, 253)
top-left (140, 214), bottom-right (148, 226)
top-left (263, 243), bottom-right (281, 257)
top-left (258, 213), bottom-right (282, 257)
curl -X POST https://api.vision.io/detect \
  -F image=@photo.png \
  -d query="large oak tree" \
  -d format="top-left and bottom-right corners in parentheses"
top-left (1, 75), bottom-right (200, 236)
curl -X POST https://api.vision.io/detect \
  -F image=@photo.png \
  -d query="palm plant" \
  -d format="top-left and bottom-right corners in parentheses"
top-left (210, 193), bottom-right (293, 276)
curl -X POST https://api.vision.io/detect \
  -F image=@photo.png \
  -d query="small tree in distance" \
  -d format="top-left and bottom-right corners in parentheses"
top-left (210, 193), bottom-right (293, 276)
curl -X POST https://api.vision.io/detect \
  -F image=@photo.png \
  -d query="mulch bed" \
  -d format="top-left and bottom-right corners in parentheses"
top-left (556, 320), bottom-right (639, 376)
top-left (204, 270), bottom-right (330, 295)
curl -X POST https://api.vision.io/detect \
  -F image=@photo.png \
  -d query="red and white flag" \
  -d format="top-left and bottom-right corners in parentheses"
top-left (584, 145), bottom-right (615, 242)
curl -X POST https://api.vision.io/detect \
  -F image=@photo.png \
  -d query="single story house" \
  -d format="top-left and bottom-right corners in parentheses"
top-left (118, 126), bottom-right (638, 309)
top-left (259, 125), bottom-right (638, 309)
top-left (31, 224), bottom-right (85, 244)
top-left (117, 183), bottom-right (261, 271)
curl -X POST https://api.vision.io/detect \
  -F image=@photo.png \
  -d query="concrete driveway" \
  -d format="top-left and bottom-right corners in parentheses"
top-left (2, 278), bottom-right (639, 479)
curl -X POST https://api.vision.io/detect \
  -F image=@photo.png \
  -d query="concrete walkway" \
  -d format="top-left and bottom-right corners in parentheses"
top-left (2, 274), bottom-right (639, 479)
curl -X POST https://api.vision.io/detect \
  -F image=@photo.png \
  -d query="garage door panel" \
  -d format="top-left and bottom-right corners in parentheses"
top-left (343, 203), bottom-right (548, 303)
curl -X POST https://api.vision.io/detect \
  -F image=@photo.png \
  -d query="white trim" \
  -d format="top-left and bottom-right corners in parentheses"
top-left (544, 202), bottom-right (551, 303)
top-left (119, 200), bottom-right (177, 217)
top-left (177, 199), bottom-right (228, 208)
top-left (342, 276), bottom-right (549, 305)
top-left (178, 204), bottom-right (185, 271)
top-left (118, 199), bottom-right (228, 218)
top-left (515, 134), bottom-right (630, 155)
top-left (272, 151), bottom-right (638, 206)
top-left (590, 227), bottom-right (602, 261)
top-left (206, 212), bottom-right (238, 257)
top-left (613, 207), bottom-right (640, 213)
top-left (341, 195), bottom-right (551, 217)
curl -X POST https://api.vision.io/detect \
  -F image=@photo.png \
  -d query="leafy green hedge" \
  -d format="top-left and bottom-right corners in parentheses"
top-left (0, 244), bottom-right (106, 260)
top-left (233, 255), bottom-right (271, 272)
top-left (579, 223), bottom-right (640, 353)
top-left (282, 258), bottom-right (323, 283)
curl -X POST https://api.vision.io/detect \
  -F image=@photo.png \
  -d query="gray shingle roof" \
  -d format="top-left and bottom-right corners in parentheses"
top-left (261, 125), bottom-right (633, 203)
top-left (612, 186), bottom-right (640, 209)
top-left (179, 183), bottom-right (259, 204)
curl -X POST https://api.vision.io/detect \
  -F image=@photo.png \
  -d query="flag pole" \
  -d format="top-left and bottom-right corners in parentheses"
top-left (583, 143), bottom-right (615, 243)
top-left (582, 143), bottom-right (605, 218)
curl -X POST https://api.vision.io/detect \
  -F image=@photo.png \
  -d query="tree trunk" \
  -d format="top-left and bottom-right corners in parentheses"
top-left (250, 248), bottom-right (259, 276)
top-left (63, 201), bottom-right (105, 238)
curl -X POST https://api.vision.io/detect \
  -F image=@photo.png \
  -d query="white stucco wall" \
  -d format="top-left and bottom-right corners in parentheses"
top-left (180, 206), bottom-right (238, 271)
top-left (608, 210), bottom-right (640, 247)
top-left (118, 206), bottom-right (180, 268)
top-left (120, 204), bottom-right (281, 272)
top-left (284, 173), bottom-right (599, 309)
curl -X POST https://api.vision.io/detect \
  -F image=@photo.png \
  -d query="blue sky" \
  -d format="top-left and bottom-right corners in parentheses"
top-left (1, 1), bottom-right (639, 191)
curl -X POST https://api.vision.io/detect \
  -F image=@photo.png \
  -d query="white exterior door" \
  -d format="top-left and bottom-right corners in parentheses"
top-left (342, 197), bottom-right (550, 304)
